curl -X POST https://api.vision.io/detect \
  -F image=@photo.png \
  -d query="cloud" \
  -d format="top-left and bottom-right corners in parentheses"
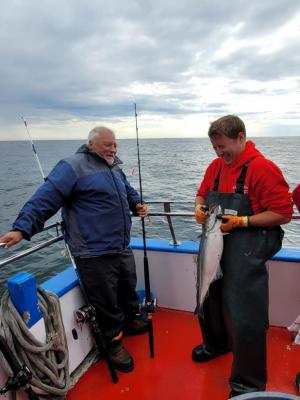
top-left (0, 0), bottom-right (299, 138)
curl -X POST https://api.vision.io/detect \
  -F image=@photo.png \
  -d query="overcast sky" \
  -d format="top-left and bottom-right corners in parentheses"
top-left (0, 0), bottom-right (299, 140)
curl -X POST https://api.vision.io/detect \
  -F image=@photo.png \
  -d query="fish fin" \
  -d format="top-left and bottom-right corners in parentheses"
top-left (194, 303), bottom-right (205, 318)
top-left (198, 268), bottom-right (223, 312)
top-left (215, 268), bottom-right (223, 280)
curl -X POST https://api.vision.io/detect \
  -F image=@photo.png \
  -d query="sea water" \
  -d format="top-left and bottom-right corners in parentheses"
top-left (0, 137), bottom-right (299, 290)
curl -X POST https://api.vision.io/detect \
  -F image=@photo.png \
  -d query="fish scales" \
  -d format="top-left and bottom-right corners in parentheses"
top-left (195, 204), bottom-right (223, 313)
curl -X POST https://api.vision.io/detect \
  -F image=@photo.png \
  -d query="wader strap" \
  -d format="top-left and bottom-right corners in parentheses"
top-left (235, 163), bottom-right (249, 194)
top-left (212, 163), bottom-right (249, 193)
top-left (212, 168), bottom-right (221, 191)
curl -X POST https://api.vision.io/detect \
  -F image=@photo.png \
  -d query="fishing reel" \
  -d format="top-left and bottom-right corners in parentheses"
top-left (72, 304), bottom-right (96, 340)
top-left (140, 297), bottom-right (157, 314)
top-left (0, 365), bottom-right (39, 399)
top-left (74, 305), bottom-right (94, 324)
top-left (137, 289), bottom-right (157, 314)
top-left (0, 334), bottom-right (39, 399)
top-left (0, 365), bottom-right (32, 394)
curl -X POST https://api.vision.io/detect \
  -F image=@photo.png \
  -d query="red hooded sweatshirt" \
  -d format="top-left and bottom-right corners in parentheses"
top-left (197, 140), bottom-right (293, 218)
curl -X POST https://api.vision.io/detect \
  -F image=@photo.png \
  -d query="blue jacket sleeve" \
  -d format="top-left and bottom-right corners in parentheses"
top-left (12, 160), bottom-right (77, 239)
top-left (121, 172), bottom-right (141, 215)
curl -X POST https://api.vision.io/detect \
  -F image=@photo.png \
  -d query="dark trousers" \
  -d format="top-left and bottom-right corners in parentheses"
top-left (200, 178), bottom-right (284, 394)
top-left (199, 227), bottom-right (282, 394)
top-left (199, 277), bottom-right (268, 393)
top-left (75, 248), bottom-right (139, 341)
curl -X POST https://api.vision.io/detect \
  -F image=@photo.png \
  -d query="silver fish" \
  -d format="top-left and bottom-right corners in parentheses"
top-left (195, 204), bottom-right (223, 313)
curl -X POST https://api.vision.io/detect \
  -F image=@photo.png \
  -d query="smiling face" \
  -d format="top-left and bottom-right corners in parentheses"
top-left (89, 129), bottom-right (117, 165)
top-left (210, 132), bottom-right (246, 165)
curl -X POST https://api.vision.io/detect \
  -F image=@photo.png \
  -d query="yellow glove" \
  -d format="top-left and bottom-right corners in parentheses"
top-left (195, 204), bottom-right (208, 225)
top-left (221, 215), bottom-right (249, 232)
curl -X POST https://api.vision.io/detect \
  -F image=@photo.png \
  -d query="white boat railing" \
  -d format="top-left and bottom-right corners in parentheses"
top-left (147, 200), bottom-right (300, 247)
top-left (0, 200), bottom-right (299, 266)
top-left (0, 236), bottom-right (63, 267)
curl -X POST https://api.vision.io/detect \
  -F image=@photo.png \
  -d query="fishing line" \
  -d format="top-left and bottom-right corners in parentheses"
top-left (22, 117), bottom-right (45, 181)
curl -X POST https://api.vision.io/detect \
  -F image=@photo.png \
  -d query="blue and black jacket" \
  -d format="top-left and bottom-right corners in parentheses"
top-left (12, 145), bottom-right (141, 257)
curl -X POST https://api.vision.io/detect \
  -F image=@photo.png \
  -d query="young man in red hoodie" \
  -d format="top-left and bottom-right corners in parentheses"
top-left (193, 115), bottom-right (293, 398)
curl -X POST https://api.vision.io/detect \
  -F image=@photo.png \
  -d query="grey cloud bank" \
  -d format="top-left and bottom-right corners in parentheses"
top-left (0, 0), bottom-right (299, 139)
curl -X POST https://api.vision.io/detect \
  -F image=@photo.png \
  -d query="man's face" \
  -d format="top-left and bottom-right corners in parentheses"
top-left (90, 131), bottom-right (117, 165)
top-left (210, 132), bottom-right (246, 165)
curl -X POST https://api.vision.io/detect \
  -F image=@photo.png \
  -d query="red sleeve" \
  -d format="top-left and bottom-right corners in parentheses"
top-left (196, 158), bottom-right (222, 199)
top-left (292, 184), bottom-right (300, 212)
top-left (248, 158), bottom-right (293, 218)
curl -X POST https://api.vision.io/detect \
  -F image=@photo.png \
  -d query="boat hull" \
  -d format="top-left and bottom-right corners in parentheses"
top-left (1, 238), bottom-right (300, 399)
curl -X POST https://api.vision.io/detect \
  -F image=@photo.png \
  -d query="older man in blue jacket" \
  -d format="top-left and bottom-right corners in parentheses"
top-left (0, 127), bottom-right (148, 373)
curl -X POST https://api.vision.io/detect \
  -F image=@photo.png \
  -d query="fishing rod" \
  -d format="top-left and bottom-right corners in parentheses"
top-left (22, 117), bottom-right (46, 181)
top-left (134, 104), bottom-right (155, 358)
top-left (21, 118), bottom-right (118, 383)
top-left (0, 335), bottom-right (39, 400)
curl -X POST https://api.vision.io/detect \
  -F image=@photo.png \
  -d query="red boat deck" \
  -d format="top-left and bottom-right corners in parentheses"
top-left (67, 308), bottom-right (300, 400)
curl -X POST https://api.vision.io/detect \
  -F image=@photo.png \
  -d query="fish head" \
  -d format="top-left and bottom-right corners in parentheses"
top-left (205, 204), bottom-right (222, 231)
top-left (208, 203), bottom-right (221, 217)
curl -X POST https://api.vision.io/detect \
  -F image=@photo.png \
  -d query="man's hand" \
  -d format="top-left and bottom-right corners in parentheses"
top-left (136, 203), bottom-right (148, 218)
top-left (221, 215), bottom-right (249, 232)
top-left (195, 204), bottom-right (209, 225)
top-left (0, 231), bottom-right (24, 249)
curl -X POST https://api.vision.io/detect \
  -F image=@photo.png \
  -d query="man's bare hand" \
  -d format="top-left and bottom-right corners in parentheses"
top-left (0, 231), bottom-right (24, 249)
top-left (136, 203), bottom-right (148, 218)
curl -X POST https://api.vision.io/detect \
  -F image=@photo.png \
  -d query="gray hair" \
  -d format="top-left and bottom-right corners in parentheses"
top-left (87, 127), bottom-right (115, 146)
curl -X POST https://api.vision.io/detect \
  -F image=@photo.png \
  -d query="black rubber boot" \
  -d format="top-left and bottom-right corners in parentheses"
top-left (192, 344), bottom-right (229, 362)
top-left (107, 335), bottom-right (134, 373)
top-left (296, 371), bottom-right (300, 394)
top-left (124, 313), bottom-right (148, 336)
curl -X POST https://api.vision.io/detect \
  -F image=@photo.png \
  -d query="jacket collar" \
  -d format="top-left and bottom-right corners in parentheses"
top-left (76, 144), bottom-right (123, 166)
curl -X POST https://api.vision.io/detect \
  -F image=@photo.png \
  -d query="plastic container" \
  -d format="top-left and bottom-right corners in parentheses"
top-left (233, 391), bottom-right (299, 400)
top-left (8, 271), bottom-right (42, 327)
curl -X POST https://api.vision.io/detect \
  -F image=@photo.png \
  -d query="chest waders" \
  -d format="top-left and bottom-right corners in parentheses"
top-left (198, 164), bottom-right (283, 394)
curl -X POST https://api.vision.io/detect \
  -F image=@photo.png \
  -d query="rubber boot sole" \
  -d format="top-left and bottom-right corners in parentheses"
top-left (111, 360), bottom-right (134, 373)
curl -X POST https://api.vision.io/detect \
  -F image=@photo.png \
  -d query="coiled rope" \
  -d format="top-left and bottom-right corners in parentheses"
top-left (0, 287), bottom-right (70, 397)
